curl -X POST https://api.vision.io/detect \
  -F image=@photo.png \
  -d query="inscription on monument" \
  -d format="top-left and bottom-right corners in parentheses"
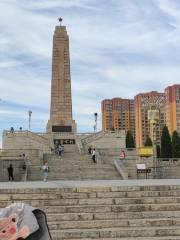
top-left (52, 126), bottom-right (72, 132)
top-left (54, 139), bottom-right (75, 145)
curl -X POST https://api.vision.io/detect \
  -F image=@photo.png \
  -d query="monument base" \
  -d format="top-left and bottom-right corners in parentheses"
top-left (46, 119), bottom-right (77, 134)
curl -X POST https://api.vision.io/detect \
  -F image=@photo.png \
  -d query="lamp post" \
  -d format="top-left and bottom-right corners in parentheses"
top-left (148, 108), bottom-right (159, 178)
top-left (28, 110), bottom-right (32, 131)
top-left (94, 113), bottom-right (98, 133)
top-left (58, 17), bottom-right (63, 26)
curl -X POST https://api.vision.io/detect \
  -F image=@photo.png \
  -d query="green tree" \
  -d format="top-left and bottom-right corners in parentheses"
top-left (126, 130), bottom-right (135, 148)
top-left (160, 125), bottom-right (172, 158)
top-left (172, 130), bottom-right (180, 158)
top-left (144, 136), bottom-right (153, 146)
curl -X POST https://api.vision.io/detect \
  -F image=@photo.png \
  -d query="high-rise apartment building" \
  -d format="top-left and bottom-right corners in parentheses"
top-left (102, 98), bottom-right (135, 138)
top-left (134, 91), bottom-right (166, 148)
top-left (165, 84), bottom-right (180, 135)
top-left (102, 100), bottom-right (113, 131)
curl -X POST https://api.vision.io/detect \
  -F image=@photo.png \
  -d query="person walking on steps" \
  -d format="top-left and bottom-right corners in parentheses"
top-left (120, 150), bottom-right (126, 160)
top-left (42, 161), bottom-right (49, 182)
top-left (88, 146), bottom-right (92, 155)
top-left (58, 144), bottom-right (62, 156)
top-left (92, 148), bottom-right (96, 163)
top-left (7, 164), bottom-right (14, 181)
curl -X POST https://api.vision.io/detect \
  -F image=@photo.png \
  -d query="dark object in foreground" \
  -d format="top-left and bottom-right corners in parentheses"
top-left (26, 209), bottom-right (52, 240)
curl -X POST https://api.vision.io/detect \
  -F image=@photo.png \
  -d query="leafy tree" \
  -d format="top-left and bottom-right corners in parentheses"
top-left (172, 130), bottom-right (180, 158)
top-left (144, 136), bottom-right (153, 146)
top-left (160, 125), bottom-right (172, 158)
top-left (126, 130), bottom-right (135, 148)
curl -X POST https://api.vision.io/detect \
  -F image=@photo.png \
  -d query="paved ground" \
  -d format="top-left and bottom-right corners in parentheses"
top-left (0, 179), bottom-right (180, 189)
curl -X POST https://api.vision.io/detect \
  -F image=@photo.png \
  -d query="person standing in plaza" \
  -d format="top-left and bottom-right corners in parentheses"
top-left (42, 161), bottom-right (49, 182)
top-left (7, 164), bottom-right (14, 181)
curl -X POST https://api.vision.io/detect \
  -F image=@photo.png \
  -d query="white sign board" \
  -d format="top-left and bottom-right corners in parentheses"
top-left (136, 164), bottom-right (146, 170)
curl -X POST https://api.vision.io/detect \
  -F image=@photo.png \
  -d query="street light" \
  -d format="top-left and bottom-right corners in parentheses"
top-left (58, 17), bottom-right (63, 26)
top-left (28, 110), bottom-right (32, 131)
top-left (94, 113), bottom-right (98, 133)
top-left (148, 108), bottom-right (159, 178)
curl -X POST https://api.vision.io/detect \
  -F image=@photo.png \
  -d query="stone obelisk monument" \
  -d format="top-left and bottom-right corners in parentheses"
top-left (47, 19), bottom-right (76, 133)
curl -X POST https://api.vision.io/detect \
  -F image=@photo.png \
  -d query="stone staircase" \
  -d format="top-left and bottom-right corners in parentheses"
top-left (0, 149), bottom-right (42, 181)
top-left (3, 130), bottom-right (51, 153)
top-left (27, 145), bottom-right (121, 180)
top-left (98, 149), bottom-right (154, 179)
top-left (1, 180), bottom-right (180, 239)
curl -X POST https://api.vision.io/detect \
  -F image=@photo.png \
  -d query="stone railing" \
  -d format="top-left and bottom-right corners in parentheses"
top-left (4, 130), bottom-right (51, 148)
top-left (75, 136), bottom-right (84, 155)
top-left (0, 148), bottom-right (41, 158)
top-left (95, 150), bottom-right (101, 164)
top-left (98, 148), bottom-right (137, 156)
top-left (81, 131), bottom-right (105, 146)
top-left (157, 158), bottom-right (180, 162)
top-left (3, 130), bottom-right (52, 154)
top-left (155, 158), bottom-right (180, 179)
top-left (27, 131), bottom-right (51, 147)
top-left (114, 159), bottom-right (128, 179)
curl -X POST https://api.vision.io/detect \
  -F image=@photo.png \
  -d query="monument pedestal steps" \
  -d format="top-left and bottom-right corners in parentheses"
top-left (27, 144), bottom-right (121, 181)
top-left (1, 180), bottom-right (180, 239)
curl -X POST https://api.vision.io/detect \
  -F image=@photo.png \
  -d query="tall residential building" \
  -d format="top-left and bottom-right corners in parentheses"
top-left (102, 99), bottom-right (113, 131)
top-left (102, 98), bottom-right (135, 137)
top-left (165, 84), bottom-right (180, 134)
top-left (134, 91), bottom-right (166, 148)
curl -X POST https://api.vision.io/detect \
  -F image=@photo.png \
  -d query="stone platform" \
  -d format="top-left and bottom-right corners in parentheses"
top-left (1, 179), bottom-right (180, 188)
top-left (1, 179), bottom-right (180, 239)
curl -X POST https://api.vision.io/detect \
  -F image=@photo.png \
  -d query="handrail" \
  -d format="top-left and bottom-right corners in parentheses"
top-left (114, 159), bottom-right (128, 179)
top-left (81, 131), bottom-right (104, 145)
top-left (4, 130), bottom-right (51, 149)
top-left (23, 165), bottom-right (28, 181)
top-left (157, 158), bottom-right (180, 161)
top-left (95, 150), bottom-right (101, 164)
top-left (75, 136), bottom-right (84, 155)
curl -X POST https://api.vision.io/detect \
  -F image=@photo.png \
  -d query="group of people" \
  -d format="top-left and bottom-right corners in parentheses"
top-left (10, 126), bottom-right (23, 133)
top-left (88, 146), bottom-right (97, 163)
top-left (87, 147), bottom-right (126, 164)
top-left (54, 144), bottom-right (64, 156)
top-left (7, 160), bottom-right (49, 182)
top-left (7, 148), bottom-right (126, 183)
top-left (7, 153), bottom-right (28, 181)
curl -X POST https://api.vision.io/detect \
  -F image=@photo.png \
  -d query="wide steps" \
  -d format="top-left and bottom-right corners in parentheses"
top-left (27, 143), bottom-right (121, 181)
top-left (48, 218), bottom-right (180, 229)
top-left (31, 203), bottom-right (180, 213)
top-left (52, 237), bottom-right (180, 240)
top-left (51, 226), bottom-right (180, 239)
top-left (2, 181), bottom-right (180, 238)
top-left (44, 210), bottom-right (180, 221)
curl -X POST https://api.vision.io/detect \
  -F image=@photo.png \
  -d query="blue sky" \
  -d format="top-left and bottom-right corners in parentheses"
top-left (0, 0), bottom-right (180, 143)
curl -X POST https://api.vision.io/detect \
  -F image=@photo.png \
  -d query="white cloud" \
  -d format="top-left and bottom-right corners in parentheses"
top-left (21, 0), bottom-right (96, 10)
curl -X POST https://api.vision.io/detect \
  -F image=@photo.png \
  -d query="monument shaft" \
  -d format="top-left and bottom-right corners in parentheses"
top-left (47, 26), bottom-right (76, 133)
